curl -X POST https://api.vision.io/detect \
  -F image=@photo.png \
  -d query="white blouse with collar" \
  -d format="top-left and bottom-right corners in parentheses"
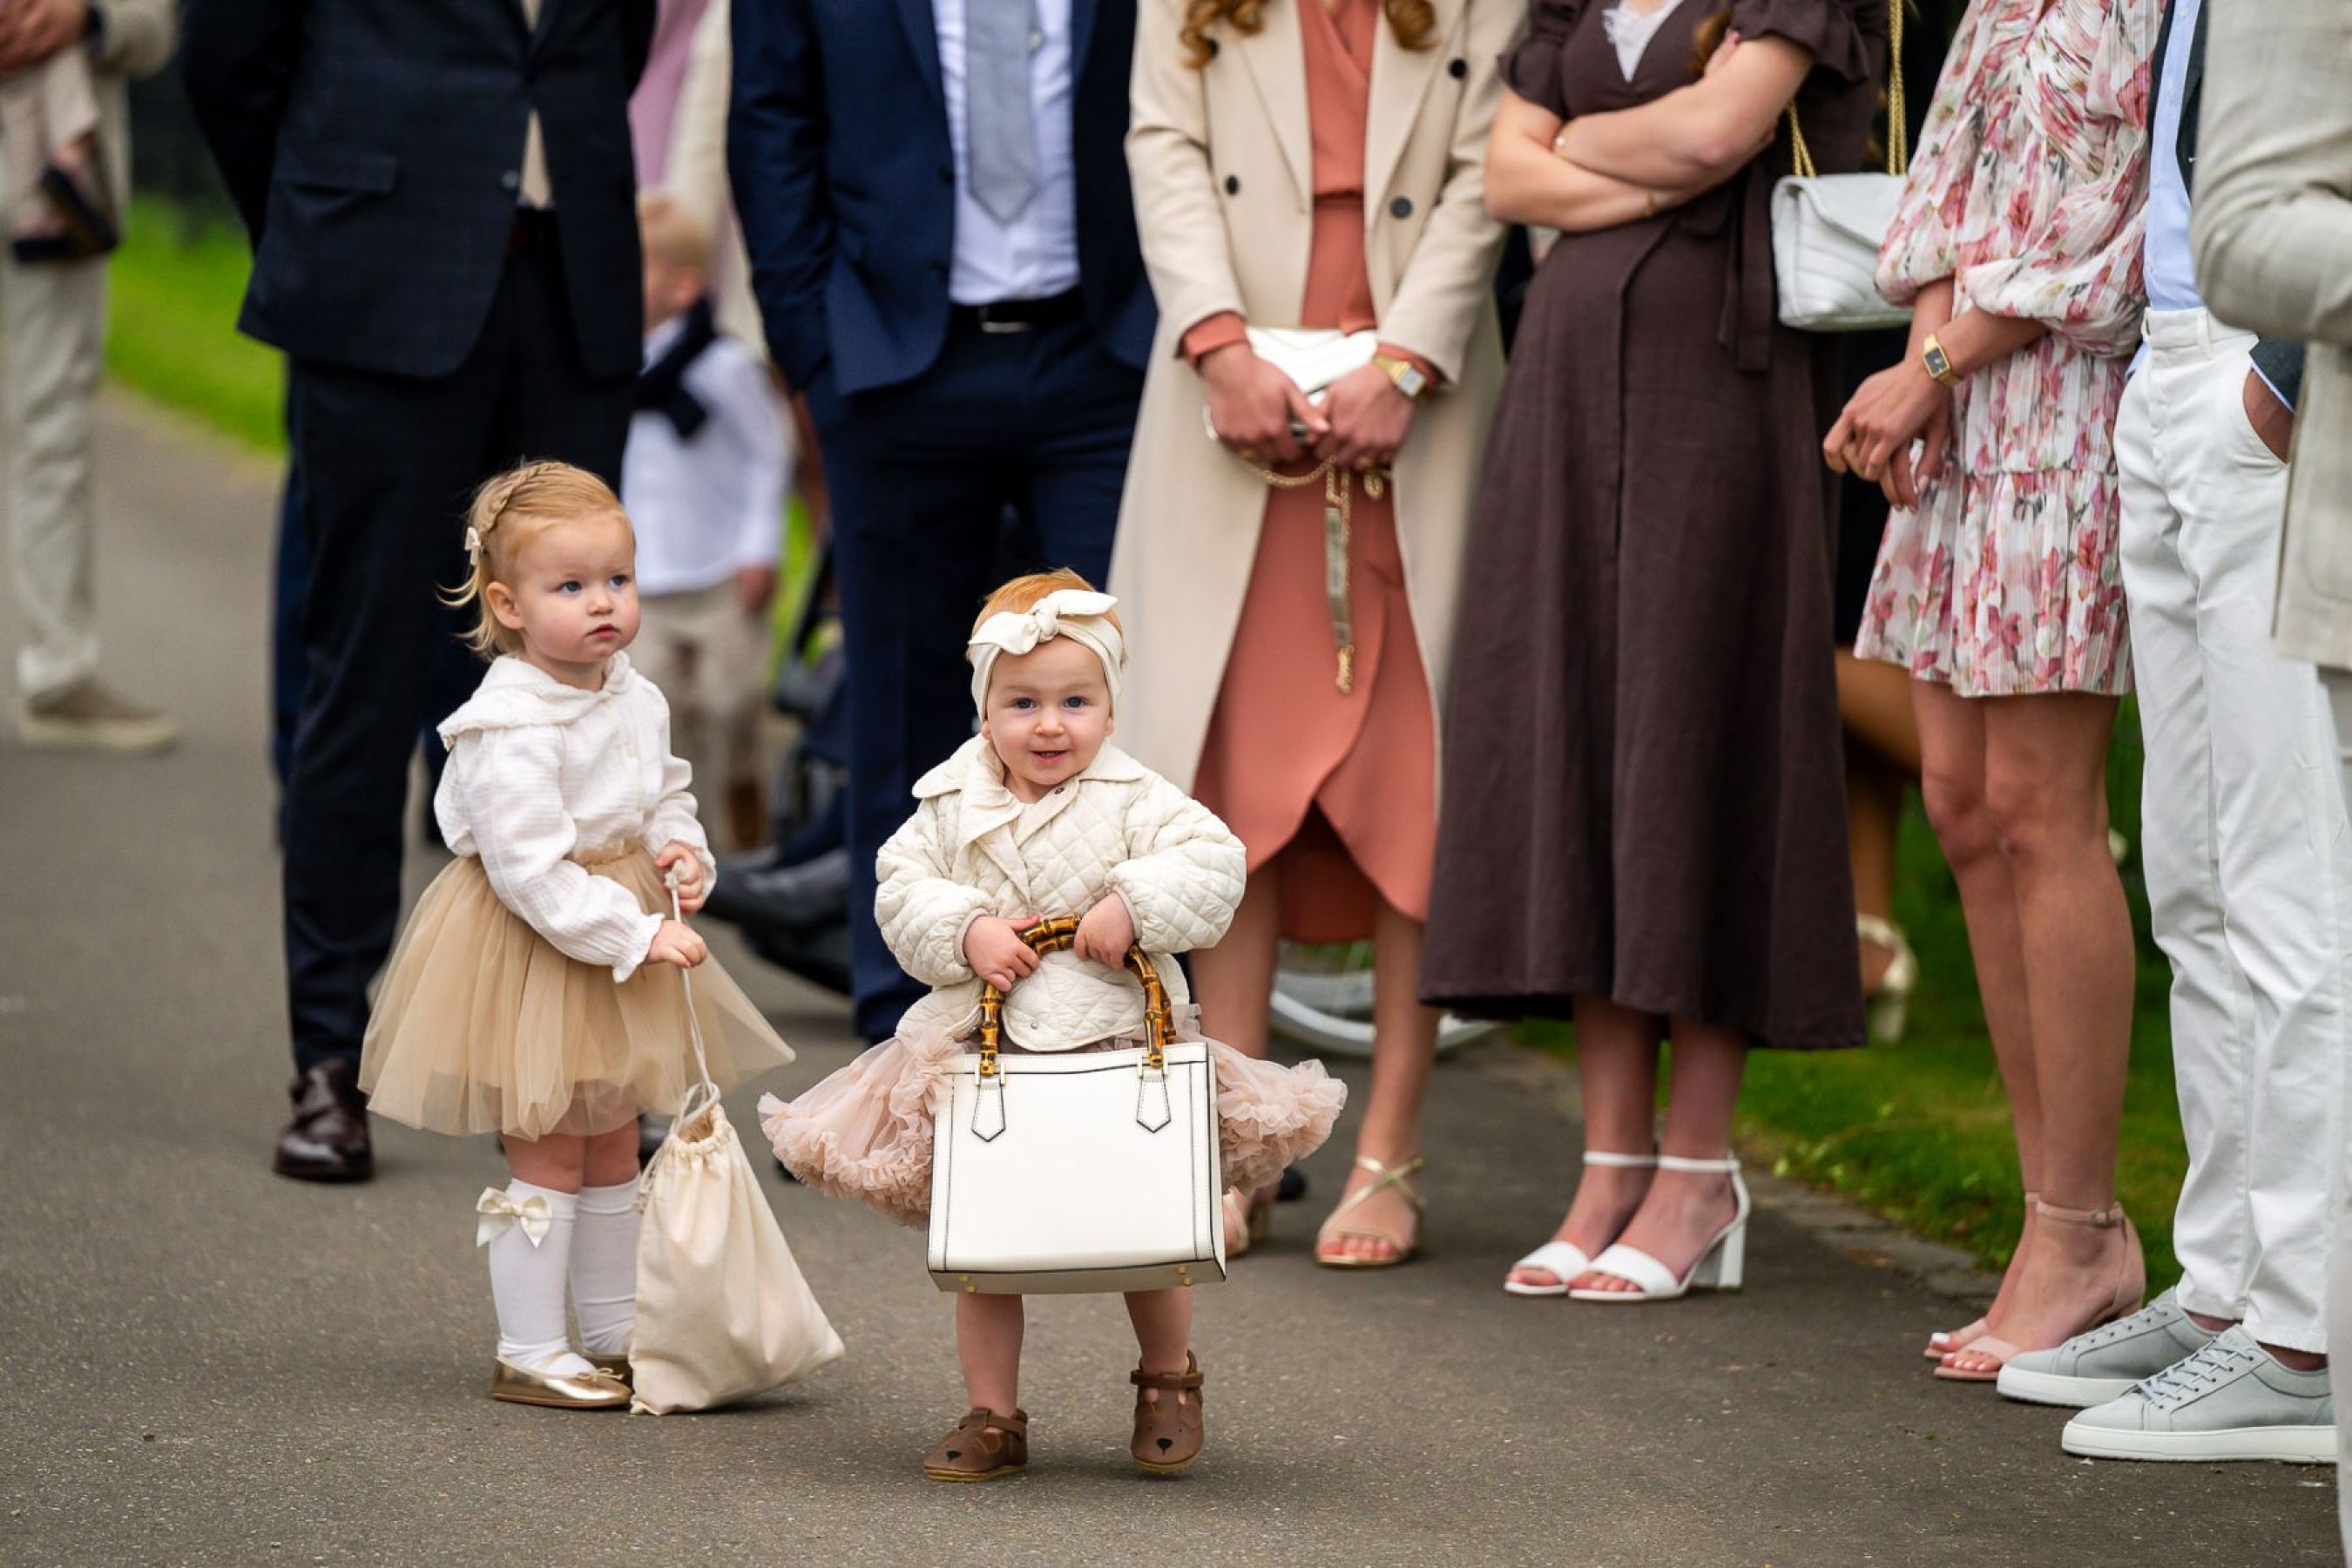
top-left (434, 652), bottom-right (716, 983)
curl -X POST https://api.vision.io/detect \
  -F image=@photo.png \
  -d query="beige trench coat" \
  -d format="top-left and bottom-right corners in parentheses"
top-left (1107, 0), bottom-right (1517, 792)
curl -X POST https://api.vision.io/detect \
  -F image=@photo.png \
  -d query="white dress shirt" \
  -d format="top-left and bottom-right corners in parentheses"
top-left (932, 0), bottom-right (1082, 305)
top-left (436, 653), bottom-right (716, 983)
top-left (2143, 0), bottom-right (2201, 314)
top-left (622, 314), bottom-right (790, 598)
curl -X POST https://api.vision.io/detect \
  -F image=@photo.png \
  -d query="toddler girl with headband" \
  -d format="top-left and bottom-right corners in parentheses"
top-left (760, 569), bottom-right (1344, 1480)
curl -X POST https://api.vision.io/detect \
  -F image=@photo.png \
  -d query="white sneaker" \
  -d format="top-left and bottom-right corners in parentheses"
top-left (2061, 1328), bottom-right (2335, 1463)
top-left (1997, 1288), bottom-right (2214, 1408)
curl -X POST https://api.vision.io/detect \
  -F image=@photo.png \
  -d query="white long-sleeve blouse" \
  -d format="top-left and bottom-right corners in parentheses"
top-left (434, 652), bottom-right (716, 983)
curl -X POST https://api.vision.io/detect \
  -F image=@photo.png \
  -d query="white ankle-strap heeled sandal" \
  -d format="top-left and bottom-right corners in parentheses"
top-left (1502, 1149), bottom-right (1659, 1297)
top-left (1569, 1154), bottom-right (1751, 1303)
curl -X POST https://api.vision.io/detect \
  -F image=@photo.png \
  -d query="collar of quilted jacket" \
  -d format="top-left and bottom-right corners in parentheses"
top-left (913, 734), bottom-right (1151, 855)
top-left (437, 652), bottom-right (641, 742)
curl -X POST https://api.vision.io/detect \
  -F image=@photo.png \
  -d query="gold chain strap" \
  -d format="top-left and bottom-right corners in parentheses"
top-left (1785, 0), bottom-right (1907, 182)
top-left (1243, 456), bottom-right (1386, 693)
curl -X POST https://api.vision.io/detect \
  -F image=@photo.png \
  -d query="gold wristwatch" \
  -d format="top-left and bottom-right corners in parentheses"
top-left (1373, 353), bottom-right (1430, 401)
top-left (1921, 333), bottom-right (1962, 387)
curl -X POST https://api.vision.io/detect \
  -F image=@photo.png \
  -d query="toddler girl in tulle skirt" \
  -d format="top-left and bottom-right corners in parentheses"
top-left (760, 570), bottom-right (1343, 1479)
top-left (359, 462), bottom-right (793, 1409)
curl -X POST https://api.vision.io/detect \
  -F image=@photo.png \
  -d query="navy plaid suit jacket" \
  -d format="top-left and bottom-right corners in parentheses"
top-left (183, 0), bottom-right (656, 382)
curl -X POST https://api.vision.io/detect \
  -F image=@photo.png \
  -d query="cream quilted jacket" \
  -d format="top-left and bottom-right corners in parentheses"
top-left (877, 736), bottom-right (1245, 1051)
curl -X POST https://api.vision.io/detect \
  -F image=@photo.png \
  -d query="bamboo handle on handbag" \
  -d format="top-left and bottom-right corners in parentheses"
top-left (977, 916), bottom-right (1174, 1076)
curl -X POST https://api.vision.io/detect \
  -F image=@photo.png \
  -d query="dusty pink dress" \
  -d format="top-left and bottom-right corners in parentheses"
top-left (1185, 0), bottom-right (1440, 943)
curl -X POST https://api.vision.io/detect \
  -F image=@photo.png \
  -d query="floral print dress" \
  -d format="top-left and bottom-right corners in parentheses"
top-left (1855, 0), bottom-right (2159, 696)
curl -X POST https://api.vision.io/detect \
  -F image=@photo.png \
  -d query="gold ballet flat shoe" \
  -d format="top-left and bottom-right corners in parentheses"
top-left (490, 1359), bottom-right (631, 1409)
top-left (583, 1350), bottom-right (632, 1384)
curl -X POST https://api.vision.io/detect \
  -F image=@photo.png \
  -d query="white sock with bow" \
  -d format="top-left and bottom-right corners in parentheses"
top-left (479, 1179), bottom-right (594, 1376)
top-left (570, 1179), bottom-right (640, 1357)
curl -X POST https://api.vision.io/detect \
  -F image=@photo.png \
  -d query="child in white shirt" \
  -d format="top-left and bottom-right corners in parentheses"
top-left (622, 190), bottom-right (789, 846)
top-left (760, 571), bottom-right (1344, 1480)
top-left (359, 461), bottom-right (794, 1409)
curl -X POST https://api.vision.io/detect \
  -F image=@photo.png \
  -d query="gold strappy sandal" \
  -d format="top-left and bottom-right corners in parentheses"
top-left (1314, 1154), bottom-right (1426, 1269)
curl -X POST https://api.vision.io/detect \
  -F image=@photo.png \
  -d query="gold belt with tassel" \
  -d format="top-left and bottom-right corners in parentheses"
top-left (1244, 456), bottom-right (1386, 693)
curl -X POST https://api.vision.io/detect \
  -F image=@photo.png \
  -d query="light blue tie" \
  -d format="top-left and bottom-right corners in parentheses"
top-left (966, 0), bottom-right (1040, 224)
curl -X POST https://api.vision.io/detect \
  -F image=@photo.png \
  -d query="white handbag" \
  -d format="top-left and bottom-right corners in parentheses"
top-left (928, 919), bottom-right (1227, 1296)
top-left (629, 881), bottom-right (844, 1413)
top-left (1769, 0), bottom-right (1910, 332)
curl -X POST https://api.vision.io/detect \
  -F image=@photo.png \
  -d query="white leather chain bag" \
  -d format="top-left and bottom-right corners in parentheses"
top-left (1770, 0), bottom-right (1910, 332)
top-left (928, 920), bottom-right (1227, 1296)
top-left (1246, 325), bottom-right (1379, 399)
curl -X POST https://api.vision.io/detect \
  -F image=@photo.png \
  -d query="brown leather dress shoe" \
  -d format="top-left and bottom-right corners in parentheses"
top-left (274, 1059), bottom-right (374, 1182)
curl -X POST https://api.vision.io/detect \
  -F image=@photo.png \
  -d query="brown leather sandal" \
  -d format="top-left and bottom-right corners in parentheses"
top-left (1129, 1353), bottom-right (1206, 1475)
top-left (923, 1407), bottom-right (1029, 1483)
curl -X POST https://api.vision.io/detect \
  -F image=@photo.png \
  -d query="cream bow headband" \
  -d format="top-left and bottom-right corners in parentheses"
top-left (968, 589), bottom-right (1125, 713)
top-left (475, 1187), bottom-right (553, 1248)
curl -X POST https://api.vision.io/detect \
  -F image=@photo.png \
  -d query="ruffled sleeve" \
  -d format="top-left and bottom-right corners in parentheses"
top-left (1498, 0), bottom-right (1585, 118)
top-left (1957, 0), bottom-right (2156, 354)
top-left (1728, 0), bottom-right (1873, 85)
top-left (1877, 0), bottom-right (2003, 305)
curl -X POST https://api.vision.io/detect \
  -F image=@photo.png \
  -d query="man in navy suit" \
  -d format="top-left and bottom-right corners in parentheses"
top-left (183, 0), bottom-right (656, 1181)
top-left (731, 0), bottom-right (1153, 1041)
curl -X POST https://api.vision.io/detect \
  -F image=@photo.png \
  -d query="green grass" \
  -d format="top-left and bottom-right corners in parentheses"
top-left (105, 197), bottom-right (286, 454)
top-left (1523, 702), bottom-right (2189, 1291)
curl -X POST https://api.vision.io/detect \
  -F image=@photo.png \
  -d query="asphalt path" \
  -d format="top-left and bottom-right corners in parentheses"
top-left (1, 401), bottom-right (2338, 1565)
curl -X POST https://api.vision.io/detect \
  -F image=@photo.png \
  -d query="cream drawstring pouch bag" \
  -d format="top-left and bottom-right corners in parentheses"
top-left (629, 884), bottom-right (842, 1414)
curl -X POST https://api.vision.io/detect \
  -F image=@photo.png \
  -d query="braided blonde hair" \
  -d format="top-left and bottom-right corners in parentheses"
top-left (443, 460), bottom-right (633, 658)
top-left (1179, 0), bottom-right (1436, 70)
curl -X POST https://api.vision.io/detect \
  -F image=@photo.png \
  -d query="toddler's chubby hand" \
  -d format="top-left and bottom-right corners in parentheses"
top-left (648, 918), bottom-right (708, 970)
top-left (1073, 896), bottom-right (1136, 967)
top-left (964, 915), bottom-right (1043, 992)
top-left (654, 841), bottom-right (708, 913)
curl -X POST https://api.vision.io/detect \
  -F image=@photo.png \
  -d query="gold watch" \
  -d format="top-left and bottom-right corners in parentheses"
top-left (1921, 333), bottom-right (1962, 387)
top-left (1373, 354), bottom-right (1429, 401)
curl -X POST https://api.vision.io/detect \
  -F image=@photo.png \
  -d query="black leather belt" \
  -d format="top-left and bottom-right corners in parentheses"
top-left (951, 288), bottom-right (1085, 334)
top-left (507, 207), bottom-right (557, 255)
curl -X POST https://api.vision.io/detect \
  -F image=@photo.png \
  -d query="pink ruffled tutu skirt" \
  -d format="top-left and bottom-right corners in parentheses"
top-left (759, 1007), bottom-right (1346, 1229)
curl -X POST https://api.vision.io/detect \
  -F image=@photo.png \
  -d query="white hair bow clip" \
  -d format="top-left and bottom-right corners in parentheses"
top-left (475, 1187), bottom-right (553, 1247)
top-left (463, 525), bottom-right (484, 562)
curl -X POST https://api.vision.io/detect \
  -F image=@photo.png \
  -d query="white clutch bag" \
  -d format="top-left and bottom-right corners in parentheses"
top-left (1246, 326), bottom-right (1379, 400)
top-left (1769, 0), bottom-right (1911, 333)
top-left (928, 919), bottom-right (1227, 1296)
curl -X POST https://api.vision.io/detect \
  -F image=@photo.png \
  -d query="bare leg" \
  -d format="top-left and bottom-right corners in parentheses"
top-left (1504, 996), bottom-right (1659, 1289)
top-left (1192, 862), bottom-right (1282, 1251)
top-left (1125, 1288), bottom-right (1194, 1375)
top-left (506, 1131), bottom-right (587, 1193)
top-left (1572, 1021), bottom-right (1745, 1293)
top-left (1942, 693), bottom-right (2140, 1372)
top-left (1316, 897), bottom-right (1441, 1264)
top-left (1838, 645), bottom-right (1924, 775)
top-left (581, 1120), bottom-right (640, 1188)
top-left (956, 1294), bottom-right (1025, 1420)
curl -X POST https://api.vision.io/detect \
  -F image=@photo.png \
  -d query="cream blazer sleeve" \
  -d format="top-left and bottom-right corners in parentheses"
top-left (1375, 0), bottom-right (1517, 385)
top-left (2189, 0), bottom-right (2352, 348)
top-left (1126, 0), bottom-right (1250, 350)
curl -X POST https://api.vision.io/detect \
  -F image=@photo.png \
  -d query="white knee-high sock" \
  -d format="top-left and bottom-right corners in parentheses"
top-left (571, 1179), bottom-right (640, 1356)
top-left (482, 1179), bottom-right (593, 1376)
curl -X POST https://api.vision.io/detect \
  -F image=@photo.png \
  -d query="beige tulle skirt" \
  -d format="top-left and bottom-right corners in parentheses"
top-left (758, 1006), bottom-right (1347, 1229)
top-left (360, 848), bottom-right (794, 1140)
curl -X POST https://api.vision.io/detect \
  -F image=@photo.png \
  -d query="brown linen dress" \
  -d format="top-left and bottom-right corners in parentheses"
top-left (1419, 0), bottom-right (1881, 1049)
top-left (1189, 0), bottom-right (1439, 943)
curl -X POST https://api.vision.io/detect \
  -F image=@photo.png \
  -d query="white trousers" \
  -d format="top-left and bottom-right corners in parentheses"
top-left (2, 247), bottom-right (105, 701)
top-left (2117, 308), bottom-right (2350, 1355)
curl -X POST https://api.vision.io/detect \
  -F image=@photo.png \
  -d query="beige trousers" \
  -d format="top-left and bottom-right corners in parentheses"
top-left (632, 581), bottom-right (767, 831)
top-left (0, 48), bottom-right (99, 230)
top-left (1, 239), bottom-right (105, 702)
